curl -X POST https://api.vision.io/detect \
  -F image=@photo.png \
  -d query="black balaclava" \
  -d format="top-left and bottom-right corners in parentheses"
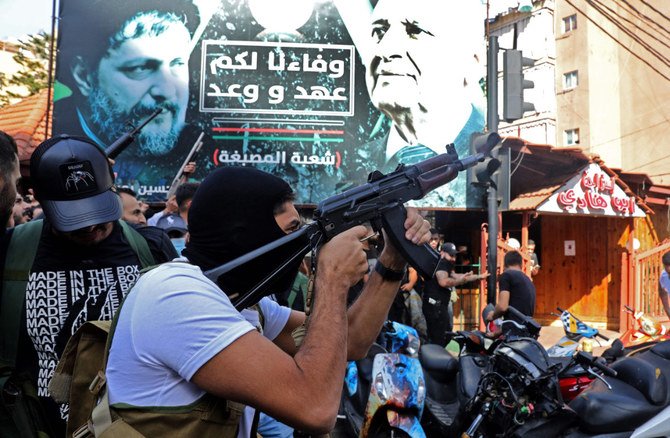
top-left (183, 167), bottom-right (307, 303)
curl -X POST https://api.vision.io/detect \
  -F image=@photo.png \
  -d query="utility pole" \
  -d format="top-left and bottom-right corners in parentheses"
top-left (486, 35), bottom-right (499, 305)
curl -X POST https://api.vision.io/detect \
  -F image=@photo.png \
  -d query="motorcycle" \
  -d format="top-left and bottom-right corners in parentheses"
top-left (555, 339), bottom-right (670, 437)
top-left (460, 333), bottom-right (617, 437)
top-left (449, 307), bottom-right (623, 437)
top-left (339, 321), bottom-right (426, 438)
top-left (457, 311), bottom-right (670, 437)
top-left (419, 306), bottom-right (542, 437)
top-left (546, 307), bottom-right (613, 402)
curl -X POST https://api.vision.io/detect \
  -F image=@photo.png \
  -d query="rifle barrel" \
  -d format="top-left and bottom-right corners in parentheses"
top-left (104, 108), bottom-right (163, 159)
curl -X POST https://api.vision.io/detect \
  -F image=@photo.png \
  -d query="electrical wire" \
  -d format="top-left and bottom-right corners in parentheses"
top-left (589, 0), bottom-right (670, 68)
top-left (564, 0), bottom-right (670, 82)
top-left (604, 0), bottom-right (670, 52)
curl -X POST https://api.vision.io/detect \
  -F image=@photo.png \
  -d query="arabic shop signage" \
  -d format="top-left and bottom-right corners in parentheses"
top-left (537, 163), bottom-right (645, 218)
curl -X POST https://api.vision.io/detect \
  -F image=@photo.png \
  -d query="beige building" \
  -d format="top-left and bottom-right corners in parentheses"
top-left (490, 1), bottom-right (670, 185)
top-left (554, 0), bottom-right (670, 185)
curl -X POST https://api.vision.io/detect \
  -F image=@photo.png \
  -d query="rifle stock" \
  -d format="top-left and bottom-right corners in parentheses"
top-left (203, 149), bottom-right (487, 309)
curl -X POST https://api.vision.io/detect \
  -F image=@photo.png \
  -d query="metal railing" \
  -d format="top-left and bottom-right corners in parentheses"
top-left (634, 241), bottom-right (670, 320)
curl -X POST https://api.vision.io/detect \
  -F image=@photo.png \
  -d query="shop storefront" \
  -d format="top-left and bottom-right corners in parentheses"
top-left (498, 139), bottom-right (654, 331)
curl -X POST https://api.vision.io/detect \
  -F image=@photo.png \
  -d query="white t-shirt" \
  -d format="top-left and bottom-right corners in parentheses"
top-left (106, 261), bottom-right (291, 435)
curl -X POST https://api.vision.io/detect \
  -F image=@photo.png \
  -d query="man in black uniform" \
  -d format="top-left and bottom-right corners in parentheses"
top-left (485, 250), bottom-right (536, 323)
top-left (423, 242), bottom-right (485, 346)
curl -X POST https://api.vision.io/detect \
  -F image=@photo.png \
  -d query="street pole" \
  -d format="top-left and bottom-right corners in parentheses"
top-left (486, 35), bottom-right (499, 305)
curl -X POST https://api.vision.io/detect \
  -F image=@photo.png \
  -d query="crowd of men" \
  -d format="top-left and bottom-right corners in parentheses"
top-left (0, 1), bottom-right (535, 436)
top-left (0, 130), bottom-right (435, 437)
top-left (0, 124), bottom-right (547, 438)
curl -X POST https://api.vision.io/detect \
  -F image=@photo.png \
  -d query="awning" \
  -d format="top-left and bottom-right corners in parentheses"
top-left (505, 137), bottom-right (652, 217)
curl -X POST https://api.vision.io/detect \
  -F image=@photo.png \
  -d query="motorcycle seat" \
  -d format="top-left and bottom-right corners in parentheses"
top-left (650, 339), bottom-right (670, 360)
top-left (457, 353), bottom-right (489, 405)
top-left (609, 357), bottom-right (667, 405)
top-left (419, 344), bottom-right (458, 379)
top-left (569, 372), bottom-right (662, 434)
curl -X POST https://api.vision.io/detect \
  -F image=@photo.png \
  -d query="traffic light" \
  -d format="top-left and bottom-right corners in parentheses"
top-left (469, 131), bottom-right (502, 188)
top-left (503, 49), bottom-right (535, 122)
top-left (468, 131), bottom-right (509, 210)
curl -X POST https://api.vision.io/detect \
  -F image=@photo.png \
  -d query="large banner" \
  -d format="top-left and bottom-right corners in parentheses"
top-left (53, 0), bottom-right (486, 207)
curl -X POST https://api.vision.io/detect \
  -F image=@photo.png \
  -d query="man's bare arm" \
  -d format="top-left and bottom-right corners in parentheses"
top-left (191, 227), bottom-right (369, 433)
top-left (436, 270), bottom-right (488, 289)
top-left (400, 267), bottom-right (418, 292)
top-left (487, 290), bottom-right (511, 321)
top-left (274, 208), bottom-right (431, 360)
top-left (345, 208), bottom-right (431, 359)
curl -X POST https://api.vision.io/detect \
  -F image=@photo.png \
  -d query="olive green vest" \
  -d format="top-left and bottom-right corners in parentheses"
top-left (50, 264), bottom-right (249, 438)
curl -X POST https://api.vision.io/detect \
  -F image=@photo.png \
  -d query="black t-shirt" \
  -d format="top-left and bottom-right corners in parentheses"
top-left (499, 268), bottom-right (536, 318)
top-left (422, 258), bottom-right (453, 300)
top-left (0, 220), bottom-right (176, 436)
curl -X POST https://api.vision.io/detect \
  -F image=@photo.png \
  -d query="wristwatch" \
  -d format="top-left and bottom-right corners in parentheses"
top-left (374, 261), bottom-right (406, 281)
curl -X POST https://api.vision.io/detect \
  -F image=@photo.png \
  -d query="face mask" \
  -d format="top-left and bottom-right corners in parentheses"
top-left (171, 237), bottom-right (186, 255)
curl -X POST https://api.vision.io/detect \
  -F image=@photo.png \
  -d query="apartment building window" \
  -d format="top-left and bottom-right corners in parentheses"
top-left (563, 71), bottom-right (578, 89)
top-left (562, 14), bottom-right (577, 33)
top-left (565, 128), bottom-right (580, 145)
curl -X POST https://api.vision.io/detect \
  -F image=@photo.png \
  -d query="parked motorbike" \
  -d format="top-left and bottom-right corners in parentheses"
top-left (546, 307), bottom-right (614, 402)
top-left (546, 307), bottom-right (610, 357)
top-left (446, 307), bottom-right (620, 437)
top-left (619, 305), bottom-right (670, 354)
top-left (557, 339), bottom-right (670, 437)
top-left (419, 306), bottom-right (542, 437)
top-left (339, 320), bottom-right (426, 438)
top-left (418, 330), bottom-right (488, 437)
top-left (460, 333), bottom-right (617, 438)
top-left (457, 314), bottom-right (670, 437)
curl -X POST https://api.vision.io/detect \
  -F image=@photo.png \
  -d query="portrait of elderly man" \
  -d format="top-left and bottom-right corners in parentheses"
top-left (344, 0), bottom-right (486, 207)
top-left (53, 0), bottom-right (204, 195)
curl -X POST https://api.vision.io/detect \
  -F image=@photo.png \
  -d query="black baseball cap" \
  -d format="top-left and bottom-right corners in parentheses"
top-left (165, 226), bottom-right (188, 239)
top-left (30, 135), bottom-right (122, 232)
top-left (441, 242), bottom-right (458, 256)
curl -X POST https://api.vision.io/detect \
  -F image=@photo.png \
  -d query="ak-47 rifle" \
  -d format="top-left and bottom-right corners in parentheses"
top-left (166, 132), bottom-right (205, 199)
top-left (104, 108), bottom-right (163, 159)
top-left (204, 136), bottom-right (501, 310)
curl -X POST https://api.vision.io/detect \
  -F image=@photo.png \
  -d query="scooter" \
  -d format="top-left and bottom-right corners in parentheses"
top-left (546, 307), bottom-right (610, 358)
top-left (418, 330), bottom-right (489, 437)
top-left (339, 321), bottom-right (426, 438)
top-left (619, 304), bottom-right (670, 354)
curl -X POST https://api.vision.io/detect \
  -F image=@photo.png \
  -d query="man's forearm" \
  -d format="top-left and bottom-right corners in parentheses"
top-left (292, 270), bottom-right (349, 426)
top-left (346, 252), bottom-right (406, 360)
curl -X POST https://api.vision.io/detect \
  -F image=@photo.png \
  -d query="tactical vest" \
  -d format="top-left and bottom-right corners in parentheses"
top-left (0, 219), bottom-right (154, 438)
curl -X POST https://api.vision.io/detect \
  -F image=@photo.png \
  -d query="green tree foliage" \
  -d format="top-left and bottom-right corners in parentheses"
top-left (0, 32), bottom-right (54, 107)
